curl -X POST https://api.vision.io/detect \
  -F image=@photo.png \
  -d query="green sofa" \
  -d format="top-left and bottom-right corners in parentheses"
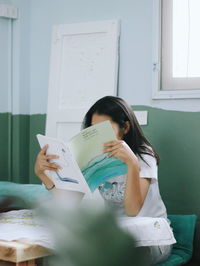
top-left (0, 181), bottom-right (51, 211)
top-left (156, 215), bottom-right (197, 266)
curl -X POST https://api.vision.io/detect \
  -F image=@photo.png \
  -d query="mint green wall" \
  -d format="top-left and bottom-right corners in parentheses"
top-left (1, 107), bottom-right (200, 216)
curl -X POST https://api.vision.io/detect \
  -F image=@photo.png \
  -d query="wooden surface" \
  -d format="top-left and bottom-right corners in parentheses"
top-left (0, 260), bottom-right (36, 265)
top-left (0, 240), bottom-right (52, 263)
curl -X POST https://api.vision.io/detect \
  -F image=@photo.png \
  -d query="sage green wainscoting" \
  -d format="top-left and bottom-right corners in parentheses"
top-left (29, 114), bottom-right (46, 183)
top-left (0, 113), bottom-right (46, 184)
top-left (0, 107), bottom-right (200, 217)
top-left (133, 106), bottom-right (200, 217)
top-left (11, 115), bottom-right (30, 183)
top-left (0, 113), bottom-right (11, 180)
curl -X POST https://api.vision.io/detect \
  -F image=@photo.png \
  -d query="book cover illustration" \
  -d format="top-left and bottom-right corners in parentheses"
top-left (68, 121), bottom-right (127, 192)
top-left (37, 135), bottom-right (89, 194)
top-left (37, 121), bottom-right (127, 193)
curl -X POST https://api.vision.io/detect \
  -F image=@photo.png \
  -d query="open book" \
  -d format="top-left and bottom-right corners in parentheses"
top-left (37, 121), bottom-right (127, 195)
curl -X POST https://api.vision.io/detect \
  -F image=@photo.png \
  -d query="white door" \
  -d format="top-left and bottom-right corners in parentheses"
top-left (46, 20), bottom-right (120, 143)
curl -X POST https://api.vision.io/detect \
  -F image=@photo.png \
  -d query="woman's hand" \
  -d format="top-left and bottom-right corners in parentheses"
top-left (103, 140), bottom-right (139, 166)
top-left (34, 145), bottom-right (61, 188)
top-left (104, 140), bottom-right (150, 216)
top-left (34, 145), bottom-right (61, 176)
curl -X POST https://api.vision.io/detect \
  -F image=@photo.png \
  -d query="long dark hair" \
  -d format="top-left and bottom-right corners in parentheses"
top-left (82, 96), bottom-right (159, 165)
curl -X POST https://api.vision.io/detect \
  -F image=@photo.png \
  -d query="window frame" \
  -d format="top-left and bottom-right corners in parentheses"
top-left (152, 0), bottom-right (200, 99)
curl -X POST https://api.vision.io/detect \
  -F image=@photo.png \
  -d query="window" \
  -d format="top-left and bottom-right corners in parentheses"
top-left (152, 0), bottom-right (200, 99)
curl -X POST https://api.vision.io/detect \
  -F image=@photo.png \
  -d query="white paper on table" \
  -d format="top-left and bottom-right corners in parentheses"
top-left (0, 210), bottom-right (176, 249)
top-left (117, 216), bottom-right (176, 247)
top-left (0, 209), bottom-right (54, 249)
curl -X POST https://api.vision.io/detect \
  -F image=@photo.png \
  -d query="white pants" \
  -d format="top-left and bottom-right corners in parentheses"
top-left (137, 245), bottom-right (172, 265)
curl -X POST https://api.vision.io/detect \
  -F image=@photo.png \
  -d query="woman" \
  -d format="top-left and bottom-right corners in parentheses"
top-left (35, 96), bottom-right (173, 264)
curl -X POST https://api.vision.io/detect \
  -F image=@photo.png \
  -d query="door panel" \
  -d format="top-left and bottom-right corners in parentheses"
top-left (46, 20), bottom-right (120, 141)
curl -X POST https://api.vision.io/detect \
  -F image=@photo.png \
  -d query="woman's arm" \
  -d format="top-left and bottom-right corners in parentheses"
top-left (124, 159), bottom-right (150, 216)
top-left (34, 145), bottom-right (61, 190)
top-left (104, 140), bottom-right (150, 216)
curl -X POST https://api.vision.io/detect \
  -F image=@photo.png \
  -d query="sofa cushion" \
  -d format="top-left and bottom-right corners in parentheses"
top-left (156, 214), bottom-right (197, 266)
top-left (0, 181), bottom-right (51, 211)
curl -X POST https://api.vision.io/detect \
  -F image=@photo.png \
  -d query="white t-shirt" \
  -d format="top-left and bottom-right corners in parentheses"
top-left (98, 153), bottom-right (167, 219)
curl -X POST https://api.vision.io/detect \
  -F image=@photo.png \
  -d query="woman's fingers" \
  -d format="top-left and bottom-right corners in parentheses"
top-left (39, 144), bottom-right (49, 155)
top-left (103, 145), bottom-right (119, 153)
top-left (103, 141), bottom-right (122, 152)
top-left (42, 166), bottom-right (60, 171)
top-left (45, 154), bottom-right (59, 160)
top-left (43, 162), bottom-right (61, 170)
top-left (104, 140), bottom-right (122, 147)
top-left (39, 146), bottom-right (59, 160)
top-left (107, 149), bottom-right (119, 158)
top-left (46, 167), bottom-right (60, 171)
top-left (104, 140), bottom-right (135, 164)
top-left (35, 145), bottom-right (60, 177)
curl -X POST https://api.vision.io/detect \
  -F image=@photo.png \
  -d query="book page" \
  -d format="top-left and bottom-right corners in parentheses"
top-left (68, 121), bottom-right (127, 192)
top-left (37, 134), bottom-right (90, 194)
